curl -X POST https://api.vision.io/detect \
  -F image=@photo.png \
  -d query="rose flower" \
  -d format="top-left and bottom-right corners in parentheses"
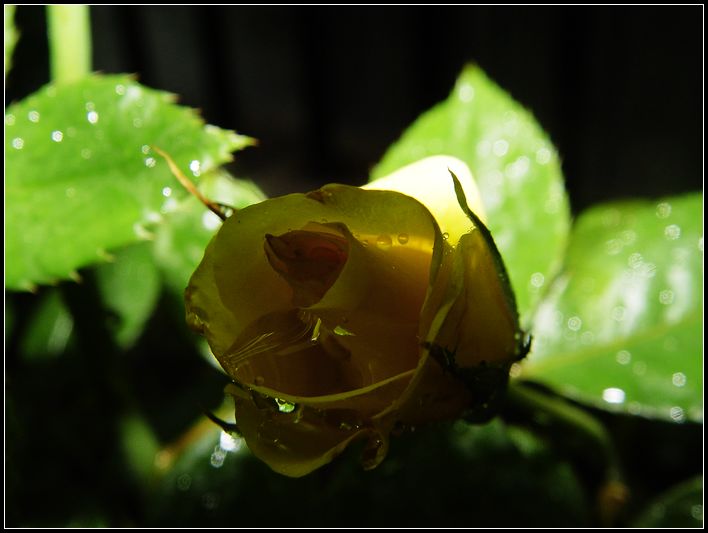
top-left (186, 156), bottom-right (524, 477)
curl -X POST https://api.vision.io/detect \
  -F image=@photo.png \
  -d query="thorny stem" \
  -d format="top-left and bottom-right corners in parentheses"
top-left (47, 5), bottom-right (92, 84)
top-left (152, 146), bottom-right (229, 221)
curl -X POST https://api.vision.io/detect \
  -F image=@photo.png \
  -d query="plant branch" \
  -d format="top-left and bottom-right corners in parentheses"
top-left (47, 5), bottom-right (92, 83)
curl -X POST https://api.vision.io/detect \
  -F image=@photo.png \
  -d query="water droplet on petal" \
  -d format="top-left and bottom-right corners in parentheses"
top-left (144, 157), bottom-right (156, 168)
top-left (275, 398), bottom-right (296, 413)
top-left (28, 110), bottom-right (40, 123)
top-left (141, 145), bottom-right (151, 154)
top-left (5, 114), bottom-right (16, 125)
top-left (442, 232), bottom-right (449, 241)
top-left (51, 130), bottom-right (63, 142)
top-left (115, 84), bottom-right (126, 95)
top-left (87, 110), bottom-right (99, 124)
top-left (397, 233), bottom-right (409, 245)
top-left (376, 234), bottom-right (392, 250)
top-left (11, 137), bottom-right (24, 149)
top-left (602, 387), bottom-right (625, 404)
top-left (162, 186), bottom-right (172, 197)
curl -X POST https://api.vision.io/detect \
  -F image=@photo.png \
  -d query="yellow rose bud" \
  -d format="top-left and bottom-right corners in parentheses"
top-left (186, 156), bottom-right (523, 477)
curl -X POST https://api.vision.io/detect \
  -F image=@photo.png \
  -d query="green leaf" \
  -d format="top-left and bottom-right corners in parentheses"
top-left (522, 193), bottom-right (703, 423)
top-left (5, 74), bottom-right (253, 291)
top-left (153, 169), bottom-right (266, 297)
top-left (632, 476), bottom-right (703, 528)
top-left (94, 241), bottom-right (161, 349)
top-left (4, 5), bottom-right (18, 76)
top-left (19, 289), bottom-right (75, 361)
top-left (371, 65), bottom-right (570, 326)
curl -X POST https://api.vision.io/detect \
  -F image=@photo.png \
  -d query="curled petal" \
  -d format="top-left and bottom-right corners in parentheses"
top-left (364, 156), bottom-right (486, 244)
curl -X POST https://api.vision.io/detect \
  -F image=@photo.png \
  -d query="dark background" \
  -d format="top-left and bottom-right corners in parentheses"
top-left (5, 6), bottom-right (703, 528)
top-left (7, 6), bottom-right (703, 212)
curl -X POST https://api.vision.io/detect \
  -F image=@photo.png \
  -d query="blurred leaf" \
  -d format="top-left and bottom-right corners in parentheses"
top-left (371, 64), bottom-right (570, 326)
top-left (4, 5), bottom-right (17, 76)
top-left (149, 419), bottom-right (589, 527)
top-left (120, 413), bottom-right (162, 488)
top-left (152, 169), bottom-right (266, 297)
top-left (19, 289), bottom-right (74, 360)
top-left (522, 193), bottom-right (703, 422)
top-left (5, 74), bottom-right (253, 290)
top-left (94, 242), bottom-right (161, 349)
top-left (632, 476), bottom-right (703, 527)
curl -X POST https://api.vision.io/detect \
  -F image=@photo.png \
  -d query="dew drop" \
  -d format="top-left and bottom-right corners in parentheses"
top-left (672, 372), bottom-right (687, 387)
top-left (141, 144), bottom-right (151, 154)
top-left (210, 445), bottom-right (226, 468)
top-left (655, 202), bottom-right (672, 219)
top-left (458, 83), bottom-right (474, 102)
top-left (219, 431), bottom-right (241, 452)
top-left (615, 350), bottom-right (631, 365)
top-left (530, 272), bottom-right (545, 288)
top-left (202, 211), bottom-right (222, 231)
top-left (611, 306), bottom-right (626, 322)
top-left (567, 316), bottom-right (582, 331)
top-left (659, 289), bottom-right (674, 305)
top-left (669, 406), bottom-right (685, 422)
top-left (162, 186), bottom-right (172, 197)
top-left (190, 159), bottom-right (201, 177)
top-left (376, 234), bottom-right (392, 250)
top-left (87, 110), bottom-right (99, 124)
top-left (664, 224), bottom-right (681, 240)
top-left (51, 130), bottom-right (64, 142)
top-left (80, 148), bottom-right (92, 159)
top-left (535, 147), bottom-right (551, 164)
top-left (397, 233), bottom-right (409, 245)
top-left (691, 504), bottom-right (703, 521)
top-left (442, 232), bottom-right (449, 241)
top-left (492, 139), bottom-right (509, 157)
top-left (28, 110), bottom-right (40, 123)
top-left (605, 238), bottom-right (623, 255)
top-left (275, 398), bottom-right (296, 413)
top-left (5, 113), bottom-right (16, 125)
top-left (176, 473), bottom-right (192, 491)
top-left (115, 84), bottom-right (126, 95)
top-left (602, 387), bottom-right (625, 404)
top-left (11, 137), bottom-right (24, 149)
top-left (620, 230), bottom-right (636, 245)
top-left (144, 157), bottom-right (156, 168)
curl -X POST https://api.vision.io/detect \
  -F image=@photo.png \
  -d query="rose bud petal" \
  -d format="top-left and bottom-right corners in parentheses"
top-left (186, 156), bottom-right (523, 476)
